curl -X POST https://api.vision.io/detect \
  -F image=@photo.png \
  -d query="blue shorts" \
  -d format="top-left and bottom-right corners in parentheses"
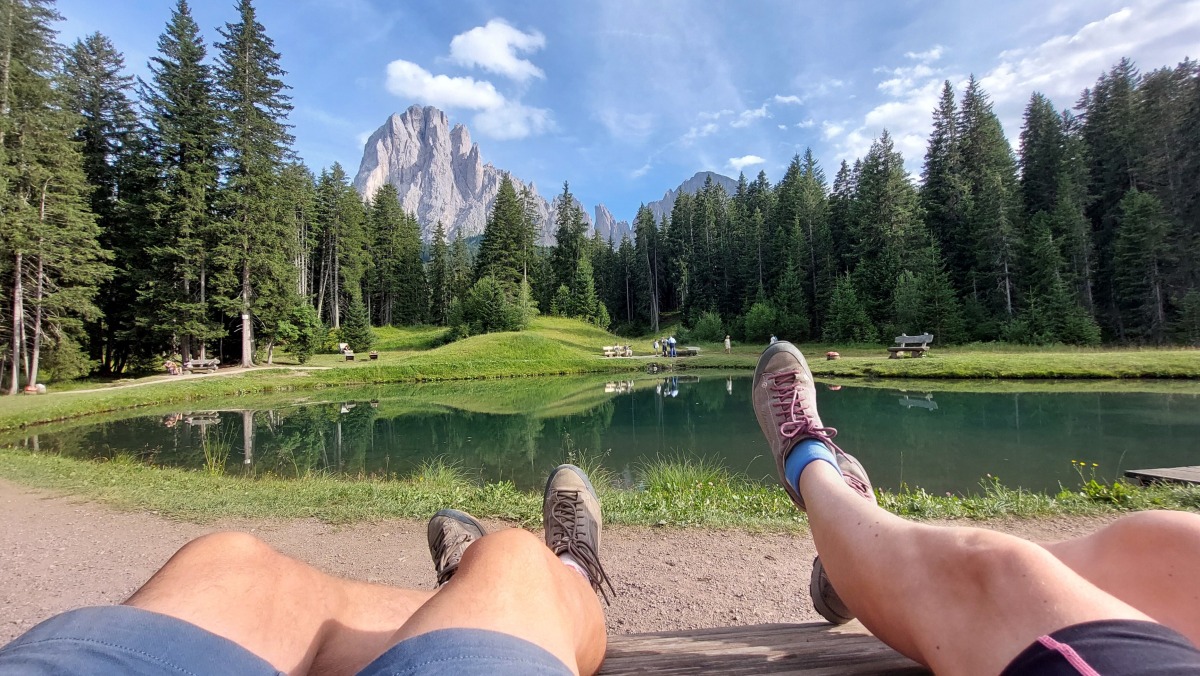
top-left (0, 606), bottom-right (574, 675)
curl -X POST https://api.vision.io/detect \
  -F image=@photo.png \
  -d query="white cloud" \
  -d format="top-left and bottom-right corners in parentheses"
top-left (698, 109), bottom-right (734, 121)
top-left (597, 109), bottom-right (656, 143)
top-left (472, 102), bottom-right (553, 140)
top-left (630, 162), bottom-right (652, 178)
top-left (385, 60), bottom-right (505, 110)
top-left (773, 94), bottom-right (803, 105)
top-left (681, 122), bottom-right (720, 145)
top-left (449, 19), bottom-right (546, 83)
top-left (778, 124), bottom-right (788, 130)
top-left (728, 154), bottom-right (765, 171)
top-left (796, 119), bottom-right (816, 129)
top-left (904, 45), bottom-right (944, 63)
top-left (821, 121), bottom-right (845, 140)
top-left (730, 103), bottom-right (769, 128)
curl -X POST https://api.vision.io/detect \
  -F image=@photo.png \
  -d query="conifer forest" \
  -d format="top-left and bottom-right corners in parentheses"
top-left (3, 0), bottom-right (1200, 391)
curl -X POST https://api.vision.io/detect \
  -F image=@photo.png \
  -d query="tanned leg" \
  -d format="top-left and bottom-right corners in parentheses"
top-left (800, 462), bottom-right (1152, 675)
top-left (387, 528), bottom-right (606, 676)
top-left (1041, 510), bottom-right (1200, 645)
top-left (124, 532), bottom-right (433, 676)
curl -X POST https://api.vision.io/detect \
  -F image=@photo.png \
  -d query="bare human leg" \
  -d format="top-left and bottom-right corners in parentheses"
top-left (387, 527), bottom-right (607, 676)
top-left (799, 461), bottom-right (1151, 675)
top-left (124, 531), bottom-right (434, 676)
top-left (1041, 509), bottom-right (1200, 645)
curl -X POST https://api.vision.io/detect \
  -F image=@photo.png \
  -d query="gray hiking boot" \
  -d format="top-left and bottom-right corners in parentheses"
top-left (751, 341), bottom-right (876, 624)
top-left (427, 508), bottom-right (486, 586)
top-left (543, 464), bottom-right (614, 603)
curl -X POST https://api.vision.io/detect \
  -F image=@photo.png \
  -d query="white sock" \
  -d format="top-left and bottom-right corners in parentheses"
top-left (559, 553), bottom-right (590, 582)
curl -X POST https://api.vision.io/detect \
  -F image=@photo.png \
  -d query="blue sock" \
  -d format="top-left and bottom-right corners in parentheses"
top-left (784, 439), bottom-right (840, 492)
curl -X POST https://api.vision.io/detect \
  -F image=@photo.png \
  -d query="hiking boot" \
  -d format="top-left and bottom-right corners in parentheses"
top-left (810, 556), bottom-right (855, 624)
top-left (543, 464), bottom-right (615, 603)
top-left (427, 508), bottom-right (486, 586)
top-left (753, 342), bottom-right (876, 624)
top-left (752, 341), bottom-right (874, 510)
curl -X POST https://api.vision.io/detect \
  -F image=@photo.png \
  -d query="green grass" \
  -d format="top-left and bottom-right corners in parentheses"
top-left (3, 319), bottom-right (1199, 433)
top-left (2, 450), bottom-right (1195, 529)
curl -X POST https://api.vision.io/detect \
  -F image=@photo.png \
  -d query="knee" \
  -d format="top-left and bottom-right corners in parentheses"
top-left (1106, 510), bottom-right (1200, 545)
top-left (175, 531), bottom-right (278, 569)
top-left (945, 529), bottom-right (1050, 590)
top-left (461, 528), bottom-right (552, 570)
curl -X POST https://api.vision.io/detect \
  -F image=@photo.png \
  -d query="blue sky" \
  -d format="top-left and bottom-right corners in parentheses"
top-left (55, 0), bottom-right (1199, 222)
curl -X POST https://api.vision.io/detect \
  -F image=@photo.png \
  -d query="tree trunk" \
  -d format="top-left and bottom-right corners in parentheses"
top-left (242, 410), bottom-right (254, 466)
top-left (241, 256), bottom-right (253, 367)
top-left (7, 252), bottom-right (22, 395)
top-left (28, 252), bottom-right (43, 387)
top-left (0, 3), bottom-right (12, 147)
top-left (199, 263), bottom-right (207, 360)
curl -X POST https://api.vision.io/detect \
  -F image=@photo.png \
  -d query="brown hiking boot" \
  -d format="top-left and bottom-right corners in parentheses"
top-left (427, 509), bottom-right (486, 586)
top-left (752, 341), bottom-right (874, 509)
top-left (752, 342), bottom-right (876, 624)
top-left (543, 464), bottom-right (614, 603)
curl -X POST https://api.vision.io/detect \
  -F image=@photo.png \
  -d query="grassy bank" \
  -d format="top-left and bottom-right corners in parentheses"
top-left (2, 450), bottom-right (1195, 529)
top-left (1, 318), bottom-right (1198, 432)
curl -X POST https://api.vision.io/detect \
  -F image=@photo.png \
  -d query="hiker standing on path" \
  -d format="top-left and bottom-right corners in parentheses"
top-left (0, 465), bottom-right (614, 676)
top-left (753, 340), bottom-right (1200, 675)
top-left (724, 335), bottom-right (731, 353)
top-left (668, 336), bottom-right (677, 357)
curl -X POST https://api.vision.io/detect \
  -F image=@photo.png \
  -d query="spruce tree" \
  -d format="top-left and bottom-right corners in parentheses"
top-left (428, 221), bottom-right (451, 325)
top-left (212, 0), bottom-right (296, 366)
top-left (62, 32), bottom-right (143, 373)
top-left (0, 0), bottom-right (110, 392)
top-left (1113, 189), bottom-right (1172, 343)
top-left (138, 0), bottom-right (222, 363)
top-left (475, 175), bottom-right (524, 290)
top-left (339, 295), bottom-right (373, 352)
top-left (313, 164), bottom-right (366, 327)
top-left (823, 274), bottom-right (876, 343)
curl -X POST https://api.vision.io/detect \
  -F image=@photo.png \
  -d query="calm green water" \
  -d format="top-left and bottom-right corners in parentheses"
top-left (14, 376), bottom-right (1200, 494)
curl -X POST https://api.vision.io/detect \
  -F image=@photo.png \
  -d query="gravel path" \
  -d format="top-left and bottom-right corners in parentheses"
top-left (0, 478), bottom-right (1116, 644)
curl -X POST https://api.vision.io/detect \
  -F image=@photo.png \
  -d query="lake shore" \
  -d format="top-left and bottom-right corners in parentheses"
top-left (1, 317), bottom-right (1199, 432)
top-left (2, 451), bottom-right (1196, 528)
top-left (0, 476), bottom-right (1142, 644)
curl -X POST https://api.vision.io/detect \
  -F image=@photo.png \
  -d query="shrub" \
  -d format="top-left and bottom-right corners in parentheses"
top-left (743, 302), bottom-right (778, 343)
top-left (339, 297), bottom-right (375, 352)
top-left (690, 310), bottom-right (724, 342)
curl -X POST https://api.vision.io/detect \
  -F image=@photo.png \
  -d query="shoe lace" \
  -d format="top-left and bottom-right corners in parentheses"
top-left (548, 489), bottom-right (615, 604)
top-left (432, 526), bottom-right (472, 586)
top-left (767, 370), bottom-right (872, 502)
top-left (767, 370), bottom-right (840, 443)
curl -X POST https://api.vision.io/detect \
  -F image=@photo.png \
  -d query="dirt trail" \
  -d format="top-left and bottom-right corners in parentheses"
top-left (0, 478), bottom-right (1115, 644)
top-left (58, 365), bottom-right (332, 395)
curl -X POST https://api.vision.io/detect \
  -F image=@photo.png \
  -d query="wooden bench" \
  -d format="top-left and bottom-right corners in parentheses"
top-left (345, 352), bottom-right (355, 361)
top-left (678, 346), bottom-right (700, 357)
top-left (369, 351), bottom-right (379, 360)
top-left (600, 621), bottom-right (925, 674)
top-left (183, 358), bottom-right (220, 373)
top-left (603, 345), bottom-right (633, 358)
top-left (887, 333), bottom-right (933, 359)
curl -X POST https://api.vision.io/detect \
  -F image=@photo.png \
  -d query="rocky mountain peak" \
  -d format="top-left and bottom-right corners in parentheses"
top-left (353, 105), bottom-right (562, 243)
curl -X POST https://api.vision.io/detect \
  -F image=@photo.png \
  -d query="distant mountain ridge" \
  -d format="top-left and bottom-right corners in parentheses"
top-left (352, 105), bottom-right (736, 245)
top-left (645, 171), bottom-right (740, 224)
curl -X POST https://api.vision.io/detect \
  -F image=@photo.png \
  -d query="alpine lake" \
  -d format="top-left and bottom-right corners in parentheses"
top-left (8, 373), bottom-right (1200, 496)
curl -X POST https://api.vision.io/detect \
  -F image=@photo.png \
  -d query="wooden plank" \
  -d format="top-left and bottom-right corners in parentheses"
top-left (600, 622), bottom-right (926, 675)
top-left (1125, 466), bottom-right (1200, 486)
